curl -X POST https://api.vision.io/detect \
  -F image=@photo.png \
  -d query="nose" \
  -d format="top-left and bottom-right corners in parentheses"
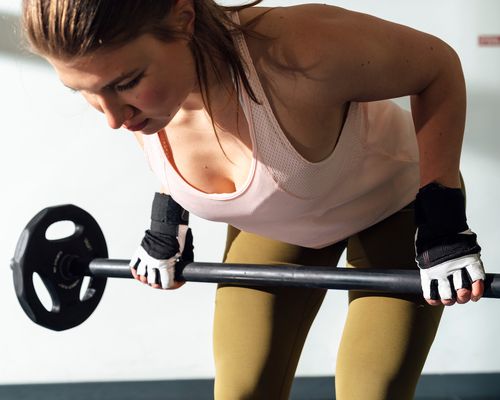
top-left (95, 95), bottom-right (133, 130)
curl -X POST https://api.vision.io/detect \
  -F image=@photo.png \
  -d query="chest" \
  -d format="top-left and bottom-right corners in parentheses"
top-left (163, 100), bottom-right (253, 194)
top-left (164, 79), bottom-right (347, 196)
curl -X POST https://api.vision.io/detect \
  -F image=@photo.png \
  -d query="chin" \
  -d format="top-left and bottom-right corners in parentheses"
top-left (140, 120), bottom-right (167, 135)
top-left (138, 129), bottom-right (157, 135)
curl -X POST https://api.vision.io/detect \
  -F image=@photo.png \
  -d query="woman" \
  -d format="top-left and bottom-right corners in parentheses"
top-left (22, 1), bottom-right (485, 399)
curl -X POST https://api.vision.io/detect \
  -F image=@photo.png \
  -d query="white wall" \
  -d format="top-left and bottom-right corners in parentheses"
top-left (1, 0), bottom-right (499, 384)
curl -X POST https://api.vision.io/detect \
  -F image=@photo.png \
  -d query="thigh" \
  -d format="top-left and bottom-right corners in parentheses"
top-left (214, 226), bottom-right (345, 400)
top-left (336, 204), bottom-right (444, 400)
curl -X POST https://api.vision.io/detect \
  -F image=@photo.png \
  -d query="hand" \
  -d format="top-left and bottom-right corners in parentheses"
top-left (130, 245), bottom-right (183, 290)
top-left (415, 182), bottom-right (485, 306)
top-left (418, 245), bottom-right (485, 306)
top-left (129, 193), bottom-right (193, 290)
top-left (130, 226), bottom-right (193, 289)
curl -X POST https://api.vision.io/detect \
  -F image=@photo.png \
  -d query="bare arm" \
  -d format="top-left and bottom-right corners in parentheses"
top-left (282, 5), bottom-right (466, 188)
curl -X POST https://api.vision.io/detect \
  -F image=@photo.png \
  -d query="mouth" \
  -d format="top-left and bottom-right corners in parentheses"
top-left (124, 118), bottom-right (149, 132)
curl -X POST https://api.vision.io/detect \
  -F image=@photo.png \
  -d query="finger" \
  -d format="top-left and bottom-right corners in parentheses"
top-left (471, 279), bottom-right (484, 301)
top-left (437, 278), bottom-right (453, 302)
top-left (426, 299), bottom-right (442, 306)
top-left (136, 262), bottom-right (147, 277)
top-left (420, 272), bottom-right (432, 299)
top-left (452, 270), bottom-right (463, 292)
top-left (159, 268), bottom-right (171, 289)
top-left (466, 258), bottom-right (486, 282)
top-left (163, 281), bottom-right (185, 290)
top-left (147, 268), bottom-right (158, 286)
top-left (130, 256), bottom-right (139, 269)
top-left (148, 269), bottom-right (162, 289)
top-left (442, 298), bottom-right (456, 306)
top-left (456, 288), bottom-right (471, 304)
top-left (130, 256), bottom-right (141, 279)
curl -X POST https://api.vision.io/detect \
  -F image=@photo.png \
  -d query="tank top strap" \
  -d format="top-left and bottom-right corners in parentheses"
top-left (230, 11), bottom-right (362, 199)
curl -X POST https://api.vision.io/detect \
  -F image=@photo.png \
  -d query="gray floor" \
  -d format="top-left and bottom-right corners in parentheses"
top-left (0, 374), bottom-right (499, 400)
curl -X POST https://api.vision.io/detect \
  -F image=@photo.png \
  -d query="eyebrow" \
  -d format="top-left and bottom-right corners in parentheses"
top-left (64, 68), bottom-right (140, 92)
top-left (103, 69), bottom-right (140, 90)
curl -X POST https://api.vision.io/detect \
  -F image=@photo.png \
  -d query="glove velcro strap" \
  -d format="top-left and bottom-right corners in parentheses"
top-left (140, 230), bottom-right (180, 260)
top-left (416, 231), bottom-right (481, 269)
top-left (150, 221), bottom-right (179, 236)
top-left (415, 182), bottom-right (468, 236)
top-left (151, 192), bottom-right (189, 234)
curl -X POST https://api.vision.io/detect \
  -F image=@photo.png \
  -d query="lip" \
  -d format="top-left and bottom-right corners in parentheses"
top-left (124, 118), bottom-right (149, 132)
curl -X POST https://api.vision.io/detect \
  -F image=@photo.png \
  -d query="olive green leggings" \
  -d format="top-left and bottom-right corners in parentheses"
top-left (213, 203), bottom-right (444, 400)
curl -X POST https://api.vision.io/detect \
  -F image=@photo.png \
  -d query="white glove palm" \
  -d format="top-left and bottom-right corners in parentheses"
top-left (419, 253), bottom-right (485, 300)
top-left (130, 246), bottom-right (181, 289)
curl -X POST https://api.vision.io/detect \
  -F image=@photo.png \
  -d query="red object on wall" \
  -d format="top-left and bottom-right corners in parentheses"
top-left (478, 35), bottom-right (500, 46)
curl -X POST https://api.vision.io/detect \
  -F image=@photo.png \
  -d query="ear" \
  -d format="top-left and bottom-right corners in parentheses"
top-left (170, 0), bottom-right (195, 35)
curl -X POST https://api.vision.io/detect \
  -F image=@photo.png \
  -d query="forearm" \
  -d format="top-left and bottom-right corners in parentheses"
top-left (410, 50), bottom-right (466, 189)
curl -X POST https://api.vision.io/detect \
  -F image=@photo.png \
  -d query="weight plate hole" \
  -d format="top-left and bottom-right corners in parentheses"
top-left (33, 272), bottom-right (53, 312)
top-left (45, 220), bottom-right (76, 241)
top-left (79, 276), bottom-right (92, 301)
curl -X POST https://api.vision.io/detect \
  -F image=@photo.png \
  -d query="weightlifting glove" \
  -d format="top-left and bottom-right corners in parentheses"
top-left (130, 193), bottom-right (193, 289)
top-left (415, 182), bottom-right (485, 301)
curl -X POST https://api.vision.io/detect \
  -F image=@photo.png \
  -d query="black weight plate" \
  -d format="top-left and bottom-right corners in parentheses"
top-left (11, 205), bottom-right (108, 331)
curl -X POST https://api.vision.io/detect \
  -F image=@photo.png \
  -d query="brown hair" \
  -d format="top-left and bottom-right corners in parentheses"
top-left (22, 0), bottom-right (264, 111)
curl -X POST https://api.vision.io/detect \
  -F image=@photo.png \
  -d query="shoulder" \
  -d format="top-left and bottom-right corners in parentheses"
top-left (239, 5), bottom-right (353, 69)
top-left (240, 4), bottom-right (457, 103)
top-left (239, 4), bottom-right (348, 36)
top-left (238, 5), bottom-right (362, 102)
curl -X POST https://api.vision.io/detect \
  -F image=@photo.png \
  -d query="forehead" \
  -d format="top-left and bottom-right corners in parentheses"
top-left (47, 35), bottom-right (155, 91)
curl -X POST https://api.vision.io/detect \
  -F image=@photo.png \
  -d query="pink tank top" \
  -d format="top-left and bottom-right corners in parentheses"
top-left (142, 15), bottom-right (420, 249)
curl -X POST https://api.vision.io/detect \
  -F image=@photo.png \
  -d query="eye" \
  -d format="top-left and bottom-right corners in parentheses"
top-left (65, 85), bottom-right (78, 94)
top-left (115, 72), bottom-right (144, 92)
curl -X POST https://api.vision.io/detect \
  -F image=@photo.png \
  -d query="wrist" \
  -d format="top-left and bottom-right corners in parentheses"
top-left (415, 182), bottom-right (468, 235)
top-left (150, 192), bottom-right (189, 235)
top-left (141, 229), bottom-right (180, 260)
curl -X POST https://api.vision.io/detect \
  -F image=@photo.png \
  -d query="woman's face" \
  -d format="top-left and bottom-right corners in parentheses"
top-left (49, 33), bottom-right (198, 134)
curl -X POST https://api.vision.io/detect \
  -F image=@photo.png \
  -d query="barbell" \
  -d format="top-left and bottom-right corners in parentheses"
top-left (10, 204), bottom-right (500, 331)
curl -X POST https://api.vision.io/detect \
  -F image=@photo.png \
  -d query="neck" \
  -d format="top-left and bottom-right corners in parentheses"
top-left (182, 57), bottom-right (236, 113)
top-left (173, 66), bottom-right (242, 135)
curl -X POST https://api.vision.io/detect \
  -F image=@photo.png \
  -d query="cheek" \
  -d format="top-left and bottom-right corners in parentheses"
top-left (135, 89), bottom-right (162, 107)
top-left (134, 87), bottom-right (167, 108)
top-left (134, 74), bottom-right (192, 110)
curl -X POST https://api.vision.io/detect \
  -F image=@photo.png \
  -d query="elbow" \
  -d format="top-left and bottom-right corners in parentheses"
top-left (433, 38), bottom-right (465, 88)
top-left (415, 37), bottom-right (465, 99)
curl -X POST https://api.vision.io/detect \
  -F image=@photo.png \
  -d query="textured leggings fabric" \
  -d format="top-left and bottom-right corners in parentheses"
top-left (213, 203), bottom-right (444, 400)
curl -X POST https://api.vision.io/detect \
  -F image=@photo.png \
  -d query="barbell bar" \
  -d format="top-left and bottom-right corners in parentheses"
top-left (88, 258), bottom-right (500, 296)
top-left (11, 204), bottom-right (500, 332)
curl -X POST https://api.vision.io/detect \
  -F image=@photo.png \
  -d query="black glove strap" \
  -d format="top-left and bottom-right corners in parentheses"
top-left (150, 192), bottom-right (189, 235)
top-left (415, 182), bottom-right (468, 236)
top-left (415, 182), bottom-right (481, 269)
top-left (141, 230), bottom-right (179, 260)
top-left (416, 231), bottom-right (481, 269)
top-left (140, 229), bottom-right (195, 263)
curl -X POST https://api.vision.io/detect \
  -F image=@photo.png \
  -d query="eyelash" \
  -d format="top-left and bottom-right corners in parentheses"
top-left (115, 72), bottom-right (144, 92)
